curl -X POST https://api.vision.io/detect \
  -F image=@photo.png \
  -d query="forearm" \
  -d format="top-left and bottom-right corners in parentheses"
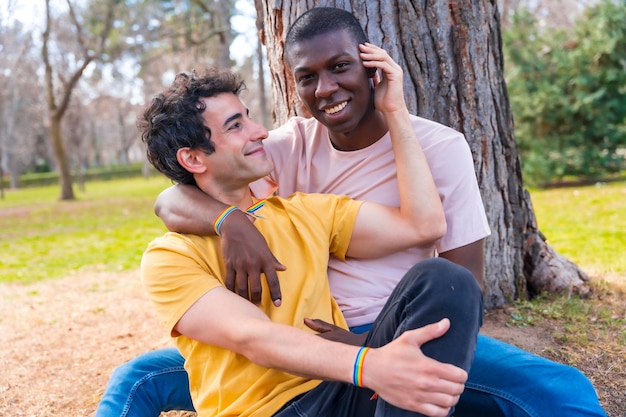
top-left (439, 240), bottom-right (485, 286)
top-left (386, 108), bottom-right (446, 241)
top-left (242, 321), bottom-right (358, 382)
top-left (155, 184), bottom-right (228, 235)
top-left (178, 288), bottom-right (356, 382)
top-left (177, 288), bottom-right (467, 414)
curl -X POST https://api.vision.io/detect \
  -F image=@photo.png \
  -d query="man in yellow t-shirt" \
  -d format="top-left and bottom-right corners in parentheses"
top-left (138, 49), bottom-right (481, 417)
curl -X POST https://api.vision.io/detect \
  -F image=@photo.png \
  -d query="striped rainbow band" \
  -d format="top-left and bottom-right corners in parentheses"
top-left (213, 206), bottom-right (238, 236)
top-left (353, 346), bottom-right (371, 387)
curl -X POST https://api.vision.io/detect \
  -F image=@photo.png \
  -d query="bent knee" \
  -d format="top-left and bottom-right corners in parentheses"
top-left (415, 258), bottom-right (482, 299)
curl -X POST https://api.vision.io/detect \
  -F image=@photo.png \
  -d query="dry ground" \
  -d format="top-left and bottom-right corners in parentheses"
top-left (1, 271), bottom-right (624, 416)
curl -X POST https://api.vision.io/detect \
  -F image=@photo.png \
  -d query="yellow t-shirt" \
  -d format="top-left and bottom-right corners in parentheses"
top-left (141, 192), bottom-right (362, 417)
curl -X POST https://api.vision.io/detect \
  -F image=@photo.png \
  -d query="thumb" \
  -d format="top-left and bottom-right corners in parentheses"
top-left (272, 255), bottom-right (287, 271)
top-left (407, 318), bottom-right (451, 347)
top-left (303, 318), bottom-right (335, 333)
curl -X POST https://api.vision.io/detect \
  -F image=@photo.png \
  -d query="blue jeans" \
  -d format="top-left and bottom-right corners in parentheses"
top-left (96, 262), bottom-right (606, 416)
top-left (273, 258), bottom-right (482, 417)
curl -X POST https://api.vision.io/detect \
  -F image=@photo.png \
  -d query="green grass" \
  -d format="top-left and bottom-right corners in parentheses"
top-left (0, 176), bottom-right (173, 283)
top-left (1, 177), bottom-right (624, 284)
top-left (528, 180), bottom-right (626, 275)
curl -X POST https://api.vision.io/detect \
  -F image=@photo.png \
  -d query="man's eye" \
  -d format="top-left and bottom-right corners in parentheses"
top-left (229, 122), bottom-right (241, 130)
top-left (298, 74), bottom-right (314, 83)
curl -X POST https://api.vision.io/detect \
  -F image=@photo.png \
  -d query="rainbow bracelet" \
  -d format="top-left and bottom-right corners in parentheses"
top-left (352, 346), bottom-right (371, 387)
top-left (213, 205), bottom-right (238, 236)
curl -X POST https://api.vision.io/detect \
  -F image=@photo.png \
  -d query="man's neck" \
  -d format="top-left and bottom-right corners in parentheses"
top-left (328, 110), bottom-right (389, 151)
top-left (200, 180), bottom-right (254, 209)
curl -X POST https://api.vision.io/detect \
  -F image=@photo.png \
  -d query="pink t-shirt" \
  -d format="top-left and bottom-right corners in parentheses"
top-left (250, 115), bottom-right (490, 327)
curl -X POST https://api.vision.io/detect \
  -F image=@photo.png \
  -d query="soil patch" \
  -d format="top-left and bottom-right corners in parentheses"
top-left (0, 271), bottom-right (623, 416)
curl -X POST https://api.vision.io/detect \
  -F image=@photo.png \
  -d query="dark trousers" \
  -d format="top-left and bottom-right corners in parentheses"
top-left (273, 257), bottom-right (484, 417)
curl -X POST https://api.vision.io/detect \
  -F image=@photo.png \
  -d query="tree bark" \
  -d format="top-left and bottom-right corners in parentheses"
top-left (254, 0), bottom-right (590, 308)
top-left (48, 116), bottom-right (75, 200)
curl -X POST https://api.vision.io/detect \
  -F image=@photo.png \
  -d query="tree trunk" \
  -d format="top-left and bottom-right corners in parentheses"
top-left (256, 34), bottom-right (270, 127)
top-left (0, 152), bottom-right (4, 199)
top-left (254, 0), bottom-right (590, 308)
top-left (49, 116), bottom-right (75, 200)
top-left (215, 0), bottom-right (233, 67)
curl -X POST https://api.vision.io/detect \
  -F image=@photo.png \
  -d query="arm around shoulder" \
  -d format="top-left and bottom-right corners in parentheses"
top-left (155, 183), bottom-right (285, 305)
top-left (155, 184), bottom-right (224, 235)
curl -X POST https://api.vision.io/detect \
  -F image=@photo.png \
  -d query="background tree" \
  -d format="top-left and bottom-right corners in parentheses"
top-left (254, 0), bottom-right (590, 307)
top-left (42, 0), bottom-right (120, 200)
top-left (152, 0), bottom-right (234, 68)
top-left (498, 0), bottom-right (595, 28)
top-left (504, 1), bottom-right (626, 186)
top-left (0, 20), bottom-right (44, 193)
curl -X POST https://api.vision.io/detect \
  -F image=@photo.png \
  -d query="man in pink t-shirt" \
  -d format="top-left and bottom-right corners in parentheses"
top-left (248, 115), bottom-right (489, 328)
top-left (97, 7), bottom-right (606, 417)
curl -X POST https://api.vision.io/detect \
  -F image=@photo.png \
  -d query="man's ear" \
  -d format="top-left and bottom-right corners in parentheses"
top-left (176, 148), bottom-right (207, 174)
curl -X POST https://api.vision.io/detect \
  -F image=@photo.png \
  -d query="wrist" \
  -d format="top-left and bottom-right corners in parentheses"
top-left (213, 206), bottom-right (239, 236)
top-left (215, 207), bottom-right (250, 237)
top-left (352, 346), bottom-right (371, 387)
top-left (382, 106), bottom-right (410, 121)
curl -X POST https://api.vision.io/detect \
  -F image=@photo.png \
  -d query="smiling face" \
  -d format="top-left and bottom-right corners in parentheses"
top-left (287, 29), bottom-right (385, 150)
top-left (196, 93), bottom-right (273, 190)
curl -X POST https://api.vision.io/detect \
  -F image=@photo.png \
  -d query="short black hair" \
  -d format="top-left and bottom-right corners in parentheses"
top-left (138, 67), bottom-right (244, 185)
top-left (285, 7), bottom-right (368, 55)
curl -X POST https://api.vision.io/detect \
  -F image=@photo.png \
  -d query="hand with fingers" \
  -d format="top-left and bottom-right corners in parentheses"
top-left (365, 319), bottom-right (468, 417)
top-left (358, 42), bottom-right (407, 115)
top-left (220, 212), bottom-right (286, 306)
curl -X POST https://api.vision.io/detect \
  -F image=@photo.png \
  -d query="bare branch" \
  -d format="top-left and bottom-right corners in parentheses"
top-left (66, 0), bottom-right (89, 57)
top-left (42, 0), bottom-right (57, 115)
top-left (56, 0), bottom-right (118, 117)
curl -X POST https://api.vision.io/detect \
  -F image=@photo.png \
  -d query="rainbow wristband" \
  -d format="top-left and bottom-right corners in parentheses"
top-left (352, 346), bottom-right (370, 387)
top-left (213, 206), bottom-right (238, 236)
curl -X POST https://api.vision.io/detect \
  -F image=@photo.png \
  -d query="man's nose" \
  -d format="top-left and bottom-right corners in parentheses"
top-left (315, 72), bottom-right (338, 98)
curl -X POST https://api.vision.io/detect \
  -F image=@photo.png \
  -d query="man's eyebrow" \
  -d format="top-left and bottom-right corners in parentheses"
top-left (221, 108), bottom-right (250, 129)
top-left (293, 52), bottom-right (352, 73)
top-left (222, 112), bottom-right (243, 128)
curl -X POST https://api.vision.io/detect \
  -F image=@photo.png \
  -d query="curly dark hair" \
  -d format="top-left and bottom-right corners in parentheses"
top-left (138, 67), bottom-right (245, 185)
top-left (285, 7), bottom-right (368, 61)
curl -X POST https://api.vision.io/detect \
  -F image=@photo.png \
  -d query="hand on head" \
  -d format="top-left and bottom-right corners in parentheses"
top-left (358, 43), bottom-right (407, 115)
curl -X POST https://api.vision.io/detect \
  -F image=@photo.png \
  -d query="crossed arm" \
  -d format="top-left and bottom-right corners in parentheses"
top-left (174, 285), bottom-right (466, 416)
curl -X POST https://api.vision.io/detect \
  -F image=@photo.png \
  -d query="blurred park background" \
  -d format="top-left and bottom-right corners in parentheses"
top-left (0, 0), bottom-right (624, 196)
top-left (0, 1), bottom-right (625, 415)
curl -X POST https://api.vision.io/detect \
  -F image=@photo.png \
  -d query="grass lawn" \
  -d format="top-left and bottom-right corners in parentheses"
top-left (0, 176), bottom-right (172, 283)
top-left (1, 177), bottom-right (624, 283)
top-left (529, 181), bottom-right (626, 276)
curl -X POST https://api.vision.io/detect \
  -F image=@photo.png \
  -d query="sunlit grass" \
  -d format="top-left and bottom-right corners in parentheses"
top-left (0, 176), bottom-right (173, 283)
top-left (1, 177), bottom-right (624, 284)
top-left (528, 180), bottom-right (626, 276)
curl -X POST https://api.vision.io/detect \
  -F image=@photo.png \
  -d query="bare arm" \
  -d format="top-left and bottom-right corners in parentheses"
top-left (155, 184), bottom-right (219, 235)
top-left (347, 44), bottom-right (445, 259)
top-left (439, 239), bottom-right (485, 286)
top-left (176, 287), bottom-right (466, 416)
top-left (155, 184), bottom-right (285, 305)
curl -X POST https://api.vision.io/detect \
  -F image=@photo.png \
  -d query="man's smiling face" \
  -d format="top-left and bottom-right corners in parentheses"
top-left (287, 29), bottom-right (374, 143)
top-left (199, 93), bottom-right (273, 187)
